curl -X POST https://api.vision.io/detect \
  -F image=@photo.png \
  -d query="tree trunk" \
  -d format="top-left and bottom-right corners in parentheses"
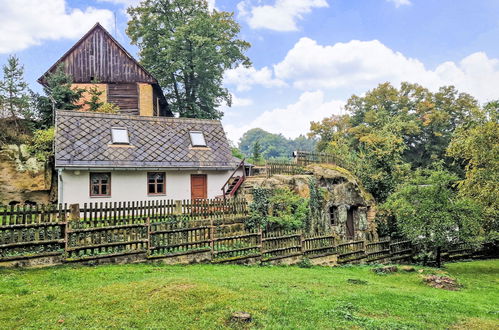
top-left (436, 246), bottom-right (442, 268)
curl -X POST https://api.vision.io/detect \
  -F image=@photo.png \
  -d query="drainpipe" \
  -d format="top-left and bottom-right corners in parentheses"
top-left (58, 169), bottom-right (63, 205)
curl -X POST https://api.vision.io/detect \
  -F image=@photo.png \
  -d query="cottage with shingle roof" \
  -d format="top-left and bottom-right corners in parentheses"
top-left (55, 110), bottom-right (245, 204)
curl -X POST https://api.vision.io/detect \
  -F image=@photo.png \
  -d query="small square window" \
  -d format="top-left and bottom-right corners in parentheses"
top-left (90, 173), bottom-right (111, 197)
top-left (111, 127), bottom-right (129, 144)
top-left (147, 172), bottom-right (166, 195)
top-left (189, 131), bottom-right (206, 147)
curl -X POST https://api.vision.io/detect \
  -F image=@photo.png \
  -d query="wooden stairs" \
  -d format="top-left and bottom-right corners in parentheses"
top-left (221, 159), bottom-right (246, 199)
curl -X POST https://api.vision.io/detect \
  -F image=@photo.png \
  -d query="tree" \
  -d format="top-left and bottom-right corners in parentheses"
top-left (239, 128), bottom-right (316, 159)
top-left (0, 55), bottom-right (32, 120)
top-left (251, 140), bottom-right (262, 162)
top-left (382, 169), bottom-right (482, 267)
top-left (85, 85), bottom-right (104, 112)
top-left (309, 82), bottom-right (481, 202)
top-left (0, 55), bottom-right (35, 144)
top-left (448, 101), bottom-right (499, 238)
top-left (127, 0), bottom-right (251, 119)
top-left (35, 64), bottom-right (84, 128)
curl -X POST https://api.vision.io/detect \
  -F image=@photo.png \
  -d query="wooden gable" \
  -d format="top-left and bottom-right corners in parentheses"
top-left (38, 23), bottom-right (157, 85)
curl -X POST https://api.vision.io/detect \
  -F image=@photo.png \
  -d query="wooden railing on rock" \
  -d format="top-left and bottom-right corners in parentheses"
top-left (266, 160), bottom-right (306, 177)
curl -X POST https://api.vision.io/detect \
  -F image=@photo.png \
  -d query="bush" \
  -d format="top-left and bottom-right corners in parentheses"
top-left (267, 188), bottom-right (308, 231)
top-left (27, 127), bottom-right (55, 161)
top-left (94, 102), bottom-right (119, 114)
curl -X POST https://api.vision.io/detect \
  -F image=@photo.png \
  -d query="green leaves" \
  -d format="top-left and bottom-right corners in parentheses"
top-left (127, 0), bottom-right (251, 119)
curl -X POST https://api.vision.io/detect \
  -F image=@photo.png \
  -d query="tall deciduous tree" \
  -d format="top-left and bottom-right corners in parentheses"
top-left (127, 0), bottom-right (251, 119)
top-left (382, 169), bottom-right (482, 267)
top-left (448, 101), bottom-right (499, 238)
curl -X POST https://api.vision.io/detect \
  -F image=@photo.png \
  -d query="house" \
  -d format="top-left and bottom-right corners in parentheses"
top-left (55, 110), bottom-right (244, 204)
top-left (36, 23), bottom-right (245, 204)
top-left (38, 23), bottom-right (172, 117)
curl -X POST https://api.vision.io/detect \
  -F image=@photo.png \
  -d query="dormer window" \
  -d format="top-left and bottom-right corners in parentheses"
top-left (190, 131), bottom-right (206, 147)
top-left (111, 127), bottom-right (129, 144)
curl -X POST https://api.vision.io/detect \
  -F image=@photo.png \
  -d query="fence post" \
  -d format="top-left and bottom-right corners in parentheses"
top-left (174, 200), bottom-right (182, 215)
top-left (259, 226), bottom-right (263, 259)
top-left (210, 218), bottom-right (215, 261)
top-left (146, 215), bottom-right (151, 258)
top-left (65, 204), bottom-right (79, 258)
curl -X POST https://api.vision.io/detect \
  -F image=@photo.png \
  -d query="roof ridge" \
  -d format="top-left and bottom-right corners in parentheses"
top-left (55, 110), bottom-right (222, 125)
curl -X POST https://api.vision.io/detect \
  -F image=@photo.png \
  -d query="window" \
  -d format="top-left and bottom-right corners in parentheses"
top-left (111, 127), bottom-right (129, 144)
top-left (90, 173), bottom-right (111, 197)
top-left (189, 131), bottom-right (206, 147)
top-left (148, 172), bottom-right (165, 195)
top-left (329, 206), bottom-right (338, 225)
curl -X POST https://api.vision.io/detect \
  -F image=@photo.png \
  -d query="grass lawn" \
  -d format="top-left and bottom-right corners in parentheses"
top-left (0, 260), bottom-right (498, 329)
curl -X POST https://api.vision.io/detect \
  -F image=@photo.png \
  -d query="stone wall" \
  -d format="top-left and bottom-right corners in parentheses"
top-left (0, 145), bottom-right (52, 205)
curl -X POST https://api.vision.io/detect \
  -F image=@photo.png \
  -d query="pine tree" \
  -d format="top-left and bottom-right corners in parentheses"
top-left (35, 64), bottom-right (84, 128)
top-left (0, 55), bottom-right (32, 121)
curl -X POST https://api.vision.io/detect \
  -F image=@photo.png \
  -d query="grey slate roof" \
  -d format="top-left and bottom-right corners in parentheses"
top-left (55, 110), bottom-right (238, 169)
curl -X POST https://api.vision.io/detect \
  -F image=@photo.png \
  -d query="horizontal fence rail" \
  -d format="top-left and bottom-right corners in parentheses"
top-left (266, 160), bottom-right (306, 177)
top-left (0, 200), bottom-right (489, 266)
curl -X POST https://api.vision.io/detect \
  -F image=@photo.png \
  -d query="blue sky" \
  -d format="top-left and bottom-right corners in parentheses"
top-left (1, 0), bottom-right (499, 143)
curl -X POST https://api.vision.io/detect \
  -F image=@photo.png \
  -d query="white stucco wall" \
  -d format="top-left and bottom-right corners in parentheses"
top-left (58, 169), bottom-right (243, 205)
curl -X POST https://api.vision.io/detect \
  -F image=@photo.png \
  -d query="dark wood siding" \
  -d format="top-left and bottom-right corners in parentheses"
top-left (108, 83), bottom-right (139, 115)
top-left (43, 25), bottom-right (156, 84)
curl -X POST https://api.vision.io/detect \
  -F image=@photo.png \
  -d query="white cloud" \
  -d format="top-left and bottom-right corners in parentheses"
top-left (224, 90), bottom-right (344, 142)
top-left (387, 0), bottom-right (412, 8)
top-left (0, 0), bottom-right (114, 53)
top-left (224, 65), bottom-right (287, 91)
top-left (231, 94), bottom-right (254, 107)
top-left (237, 0), bottom-right (328, 32)
top-left (273, 37), bottom-right (499, 102)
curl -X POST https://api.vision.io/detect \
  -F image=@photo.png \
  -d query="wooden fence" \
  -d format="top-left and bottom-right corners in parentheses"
top-left (294, 151), bottom-right (347, 168)
top-left (0, 200), bottom-right (487, 267)
top-left (265, 160), bottom-right (306, 177)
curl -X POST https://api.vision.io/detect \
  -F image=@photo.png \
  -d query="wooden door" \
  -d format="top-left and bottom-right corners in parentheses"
top-left (191, 174), bottom-right (207, 200)
top-left (346, 206), bottom-right (355, 239)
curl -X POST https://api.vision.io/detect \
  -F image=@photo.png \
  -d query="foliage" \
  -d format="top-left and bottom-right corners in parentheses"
top-left (309, 82), bottom-right (481, 202)
top-left (85, 85), bottom-right (104, 111)
top-left (251, 140), bottom-right (262, 162)
top-left (0, 260), bottom-right (498, 328)
top-left (127, 0), bottom-right (251, 119)
top-left (307, 177), bottom-right (327, 233)
top-left (247, 187), bottom-right (271, 229)
top-left (35, 64), bottom-right (84, 128)
top-left (297, 257), bottom-right (312, 268)
top-left (448, 101), bottom-right (499, 239)
top-left (239, 128), bottom-right (316, 159)
top-left (267, 188), bottom-right (309, 231)
top-left (231, 147), bottom-right (244, 160)
top-left (94, 102), bottom-right (119, 114)
top-left (247, 187), bottom-right (308, 231)
top-left (27, 127), bottom-right (55, 161)
top-left (382, 168), bottom-right (483, 266)
top-left (0, 55), bottom-right (35, 144)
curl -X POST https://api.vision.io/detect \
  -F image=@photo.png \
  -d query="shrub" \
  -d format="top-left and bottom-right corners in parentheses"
top-left (27, 127), bottom-right (55, 161)
top-left (94, 102), bottom-right (119, 114)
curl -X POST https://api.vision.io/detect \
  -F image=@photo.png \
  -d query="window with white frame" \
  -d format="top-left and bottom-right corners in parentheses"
top-left (189, 131), bottom-right (207, 147)
top-left (111, 127), bottom-right (129, 144)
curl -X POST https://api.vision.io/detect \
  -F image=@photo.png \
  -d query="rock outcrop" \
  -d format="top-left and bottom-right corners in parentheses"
top-left (0, 145), bottom-right (53, 205)
top-left (238, 163), bottom-right (377, 241)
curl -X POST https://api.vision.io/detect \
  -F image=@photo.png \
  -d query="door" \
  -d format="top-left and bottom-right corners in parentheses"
top-left (191, 174), bottom-right (207, 200)
top-left (346, 206), bottom-right (356, 239)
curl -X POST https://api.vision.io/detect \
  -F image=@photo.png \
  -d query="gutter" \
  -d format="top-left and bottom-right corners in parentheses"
top-left (58, 169), bottom-right (63, 205)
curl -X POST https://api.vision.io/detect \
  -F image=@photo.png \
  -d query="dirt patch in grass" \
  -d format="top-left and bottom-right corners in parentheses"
top-left (149, 283), bottom-right (197, 296)
top-left (450, 317), bottom-right (499, 329)
top-left (423, 275), bottom-right (460, 290)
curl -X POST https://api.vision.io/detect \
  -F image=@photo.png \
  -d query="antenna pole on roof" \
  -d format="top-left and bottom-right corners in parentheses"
top-left (114, 11), bottom-right (117, 38)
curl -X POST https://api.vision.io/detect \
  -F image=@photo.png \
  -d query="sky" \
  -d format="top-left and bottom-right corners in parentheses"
top-left (1, 0), bottom-right (499, 144)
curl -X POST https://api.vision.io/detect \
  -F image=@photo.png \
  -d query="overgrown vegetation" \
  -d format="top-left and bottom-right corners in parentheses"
top-left (247, 187), bottom-right (308, 231)
top-left (309, 82), bottom-right (498, 264)
top-left (0, 260), bottom-right (497, 329)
